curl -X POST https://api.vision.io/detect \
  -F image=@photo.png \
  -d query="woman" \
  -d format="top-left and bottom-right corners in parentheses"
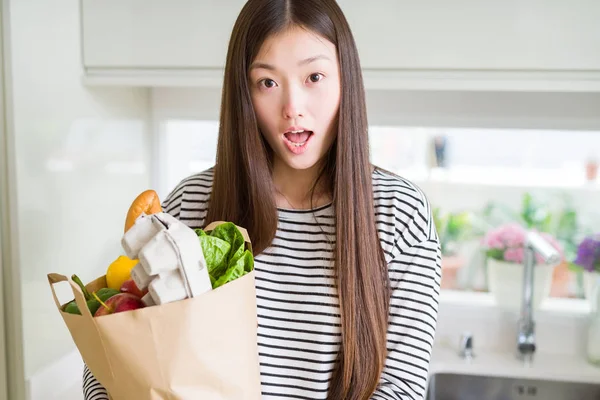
top-left (83, 0), bottom-right (442, 399)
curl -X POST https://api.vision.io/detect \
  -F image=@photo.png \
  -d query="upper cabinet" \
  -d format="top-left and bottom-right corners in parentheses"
top-left (339, 0), bottom-right (600, 71)
top-left (81, 0), bottom-right (245, 69)
top-left (81, 0), bottom-right (600, 91)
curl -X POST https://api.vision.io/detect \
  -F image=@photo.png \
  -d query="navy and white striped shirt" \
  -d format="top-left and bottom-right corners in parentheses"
top-left (83, 167), bottom-right (442, 400)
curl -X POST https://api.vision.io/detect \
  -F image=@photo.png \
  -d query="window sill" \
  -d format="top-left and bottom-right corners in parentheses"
top-left (440, 289), bottom-right (591, 316)
top-left (407, 167), bottom-right (600, 191)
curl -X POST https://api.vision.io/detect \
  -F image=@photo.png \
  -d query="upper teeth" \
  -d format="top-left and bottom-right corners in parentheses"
top-left (289, 130), bottom-right (305, 133)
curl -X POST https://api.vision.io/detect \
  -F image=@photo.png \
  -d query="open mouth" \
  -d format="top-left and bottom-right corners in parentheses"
top-left (283, 130), bottom-right (313, 147)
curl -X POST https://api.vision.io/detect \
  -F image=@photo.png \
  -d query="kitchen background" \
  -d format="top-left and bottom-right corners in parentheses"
top-left (1, 0), bottom-right (600, 399)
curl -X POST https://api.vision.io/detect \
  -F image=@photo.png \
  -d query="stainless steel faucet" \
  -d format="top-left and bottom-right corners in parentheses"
top-left (459, 331), bottom-right (475, 360)
top-left (516, 231), bottom-right (561, 361)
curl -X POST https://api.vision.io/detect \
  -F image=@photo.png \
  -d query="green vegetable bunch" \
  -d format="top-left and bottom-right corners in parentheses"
top-left (195, 222), bottom-right (255, 289)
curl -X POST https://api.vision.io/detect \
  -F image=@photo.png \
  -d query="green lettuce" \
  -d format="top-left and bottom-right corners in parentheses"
top-left (213, 250), bottom-right (254, 289)
top-left (195, 222), bottom-right (254, 289)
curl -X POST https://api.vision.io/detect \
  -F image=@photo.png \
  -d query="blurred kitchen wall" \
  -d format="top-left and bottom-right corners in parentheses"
top-left (2, 0), bottom-right (152, 397)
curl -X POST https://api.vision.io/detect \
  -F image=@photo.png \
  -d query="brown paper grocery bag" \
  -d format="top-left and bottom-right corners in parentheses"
top-left (48, 222), bottom-right (261, 400)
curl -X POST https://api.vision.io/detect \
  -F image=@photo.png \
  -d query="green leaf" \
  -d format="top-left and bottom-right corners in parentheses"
top-left (567, 261), bottom-right (584, 273)
top-left (486, 248), bottom-right (505, 261)
top-left (209, 222), bottom-right (245, 264)
top-left (213, 250), bottom-right (254, 289)
top-left (195, 228), bottom-right (207, 237)
top-left (199, 235), bottom-right (231, 277)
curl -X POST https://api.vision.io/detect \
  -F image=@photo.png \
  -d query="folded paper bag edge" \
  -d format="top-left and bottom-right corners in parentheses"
top-left (47, 273), bottom-right (117, 389)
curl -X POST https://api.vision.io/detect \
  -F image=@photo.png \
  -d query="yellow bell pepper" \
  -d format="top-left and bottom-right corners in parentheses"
top-left (106, 255), bottom-right (139, 290)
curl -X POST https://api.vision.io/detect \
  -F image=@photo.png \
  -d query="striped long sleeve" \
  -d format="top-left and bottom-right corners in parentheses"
top-left (371, 239), bottom-right (442, 399)
top-left (83, 363), bottom-right (109, 400)
top-left (370, 169), bottom-right (442, 399)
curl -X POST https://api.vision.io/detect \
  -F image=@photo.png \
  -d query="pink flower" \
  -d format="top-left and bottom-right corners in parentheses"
top-left (484, 235), bottom-right (504, 249)
top-left (483, 223), bottom-right (527, 250)
top-left (504, 247), bottom-right (525, 263)
top-left (483, 223), bottom-right (564, 265)
top-left (504, 227), bottom-right (526, 247)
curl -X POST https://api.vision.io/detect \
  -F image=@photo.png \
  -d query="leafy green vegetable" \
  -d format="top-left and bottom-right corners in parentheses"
top-left (213, 250), bottom-right (254, 289)
top-left (200, 235), bottom-right (231, 277)
top-left (196, 223), bottom-right (254, 289)
top-left (210, 223), bottom-right (245, 262)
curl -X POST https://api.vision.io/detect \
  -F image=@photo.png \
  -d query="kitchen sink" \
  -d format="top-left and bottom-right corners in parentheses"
top-left (426, 372), bottom-right (600, 400)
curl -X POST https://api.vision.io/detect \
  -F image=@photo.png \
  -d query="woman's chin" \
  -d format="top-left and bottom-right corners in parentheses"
top-left (275, 152), bottom-right (323, 172)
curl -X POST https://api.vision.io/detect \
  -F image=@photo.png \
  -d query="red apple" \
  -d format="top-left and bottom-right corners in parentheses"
top-left (120, 279), bottom-right (148, 298)
top-left (94, 293), bottom-right (145, 317)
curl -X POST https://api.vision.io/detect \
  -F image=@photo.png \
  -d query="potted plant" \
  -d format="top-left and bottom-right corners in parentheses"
top-left (572, 235), bottom-right (600, 305)
top-left (483, 192), bottom-right (592, 299)
top-left (433, 208), bottom-right (486, 290)
top-left (572, 234), bottom-right (600, 366)
top-left (482, 222), bottom-right (564, 310)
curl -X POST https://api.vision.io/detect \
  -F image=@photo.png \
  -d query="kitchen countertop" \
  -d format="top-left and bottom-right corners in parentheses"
top-left (35, 345), bottom-right (600, 400)
top-left (429, 345), bottom-right (600, 384)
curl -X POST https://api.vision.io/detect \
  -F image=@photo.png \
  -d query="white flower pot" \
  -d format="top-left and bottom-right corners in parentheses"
top-left (583, 272), bottom-right (600, 366)
top-left (487, 258), bottom-right (556, 310)
top-left (584, 272), bottom-right (600, 312)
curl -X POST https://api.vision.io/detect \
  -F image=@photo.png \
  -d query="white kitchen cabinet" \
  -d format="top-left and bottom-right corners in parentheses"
top-left (81, 0), bottom-right (600, 91)
top-left (81, 0), bottom-right (245, 69)
top-left (339, 0), bottom-right (600, 71)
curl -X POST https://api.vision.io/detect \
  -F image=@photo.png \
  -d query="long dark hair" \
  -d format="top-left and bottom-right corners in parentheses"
top-left (206, 1), bottom-right (390, 398)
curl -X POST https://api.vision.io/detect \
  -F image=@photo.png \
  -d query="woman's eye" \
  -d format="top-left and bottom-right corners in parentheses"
top-left (308, 73), bottom-right (324, 83)
top-left (260, 79), bottom-right (277, 89)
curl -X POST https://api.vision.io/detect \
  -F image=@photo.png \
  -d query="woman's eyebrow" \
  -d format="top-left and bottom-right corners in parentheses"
top-left (249, 62), bottom-right (275, 71)
top-left (297, 54), bottom-right (331, 66)
top-left (249, 54), bottom-right (331, 71)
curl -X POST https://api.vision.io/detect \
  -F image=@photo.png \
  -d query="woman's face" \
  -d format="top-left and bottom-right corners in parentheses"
top-left (249, 26), bottom-right (341, 172)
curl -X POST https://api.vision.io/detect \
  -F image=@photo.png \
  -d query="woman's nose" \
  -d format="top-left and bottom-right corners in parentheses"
top-left (282, 87), bottom-right (304, 119)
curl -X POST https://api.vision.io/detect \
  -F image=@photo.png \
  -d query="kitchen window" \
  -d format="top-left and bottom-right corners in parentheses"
top-left (158, 119), bottom-right (600, 306)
